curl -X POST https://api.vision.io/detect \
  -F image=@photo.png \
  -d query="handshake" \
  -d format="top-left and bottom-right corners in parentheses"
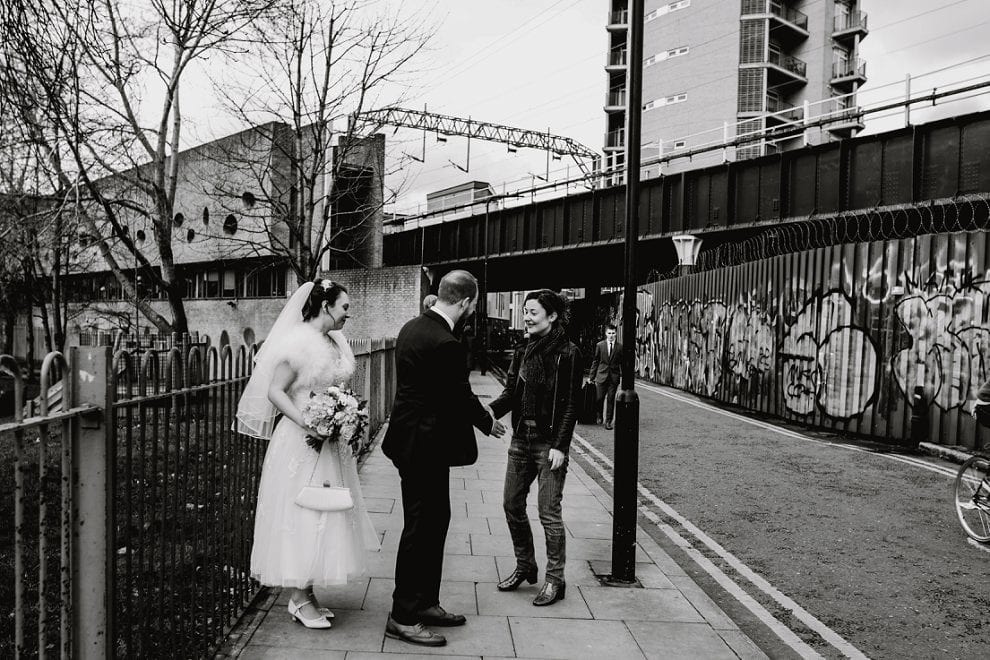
top-left (483, 404), bottom-right (507, 438)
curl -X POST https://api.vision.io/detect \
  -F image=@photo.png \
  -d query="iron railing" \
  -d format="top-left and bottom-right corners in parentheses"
top-left (832, 58), bottom-right (867, 81)
top-left (608, 9), bottom-right (628, 25)
top-left (1, 351), bottom-right (99, 659)
top-left (2, 333), bottom-right (396, 658)
top-left (766, 95), bottom-right (803, 122)
top-left (607, 89), bottom-right (627, 108)
top-left (834, 10), bottom-right (868, 34)
top-left (741, 0), bottom-right (808, 30)
top-left (109, 340), bottom-right (261, 658)
top-left (768, 50), bottom-right (807, 77)
top-left (605, 128), bottom-right (625, 148)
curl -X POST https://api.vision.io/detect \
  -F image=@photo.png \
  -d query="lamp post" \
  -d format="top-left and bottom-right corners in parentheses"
top-left (610, 0), bottom-right (644, 585)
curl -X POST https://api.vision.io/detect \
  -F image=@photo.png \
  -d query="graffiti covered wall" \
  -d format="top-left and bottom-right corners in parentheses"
top-left (631, 232), bottom-right (990, 449)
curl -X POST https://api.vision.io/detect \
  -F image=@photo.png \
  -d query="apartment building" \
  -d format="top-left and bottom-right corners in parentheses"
top-left (604, 0), bottom-right (868, 168)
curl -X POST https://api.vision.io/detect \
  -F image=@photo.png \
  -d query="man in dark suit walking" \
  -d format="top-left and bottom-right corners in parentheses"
top-left (588, 324), bottom-right (624, 430)
top-left (382, 270), bottom-right (506, 647)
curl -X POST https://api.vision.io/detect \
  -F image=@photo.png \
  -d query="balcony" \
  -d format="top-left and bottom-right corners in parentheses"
top-left (822, 100), bottom-right (864, 137)
top-left (742, 0), bottom-right (809, 42)
top-left (604, 128), bottom-right (625, 151)
top-left (606, 48), bottom-right (627, 71)
top-left (831, 58), bottom-right (867, 88)
top-left (605, 89), bottom-right (626, 111)
top-left (765, 95), bottom-right (803, 125)
top-left (607, 9), bottom-right (628, 30)
top-left (744, 49), bottom-right (806, 88)
top-left (833, 11), bottom-right (868, 43)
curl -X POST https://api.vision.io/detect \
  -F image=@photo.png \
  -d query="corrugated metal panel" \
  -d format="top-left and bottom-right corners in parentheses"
top-left (635, 230), bottom-right (990, 449)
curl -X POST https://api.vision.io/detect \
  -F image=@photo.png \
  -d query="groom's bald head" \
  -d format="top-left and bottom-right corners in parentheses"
top-left (437, 270), bottom-right (478, 305)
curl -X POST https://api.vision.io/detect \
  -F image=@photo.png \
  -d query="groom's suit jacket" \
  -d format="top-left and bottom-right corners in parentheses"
top-left (383, 309), bottom-right (494, 468)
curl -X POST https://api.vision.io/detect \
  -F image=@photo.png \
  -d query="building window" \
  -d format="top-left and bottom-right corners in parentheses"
top-left (244, 264), bottom-right (286, 298)
top-left (644, 94), bottom-right (687, 111)
top-left (222, 270), bottom-right (238, 298)
top-left (646, 0), bottom-right (691, 22)
top-left (646, 46), bottom-right (689, 67)
top-left (205, 270), bottom-right (220, 298)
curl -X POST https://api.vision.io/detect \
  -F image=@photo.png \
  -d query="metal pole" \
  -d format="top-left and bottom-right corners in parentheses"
top-left (611, 0), bottom-right (643, 585)
top-left (904, 73), bottom-right (912, 126)
top-left (483, 198), bottom-right (495, 375)
top-left (72, 347), bottom-right (113, 659)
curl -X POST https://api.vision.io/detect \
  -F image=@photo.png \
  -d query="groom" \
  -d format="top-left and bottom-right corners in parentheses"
top-left (382, 269), bottom-right (506, 647)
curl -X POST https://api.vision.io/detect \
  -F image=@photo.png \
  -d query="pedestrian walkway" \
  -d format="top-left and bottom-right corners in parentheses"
top-left (233, 373), bottom-right (767, 659)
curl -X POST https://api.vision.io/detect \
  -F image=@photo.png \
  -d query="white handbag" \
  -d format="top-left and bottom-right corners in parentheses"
top-left (295, 440), bottom-right (354, 512)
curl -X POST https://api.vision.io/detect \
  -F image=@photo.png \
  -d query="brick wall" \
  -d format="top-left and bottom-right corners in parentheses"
top-left (317, 264), bottom-right (428, 342)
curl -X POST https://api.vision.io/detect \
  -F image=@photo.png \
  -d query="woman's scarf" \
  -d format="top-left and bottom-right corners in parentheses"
top-left (520, 325), bottom-right (567, 420)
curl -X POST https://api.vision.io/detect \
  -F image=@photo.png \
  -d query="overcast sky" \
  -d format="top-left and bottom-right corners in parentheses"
top-left (181, 0), bottom-right (990, 214)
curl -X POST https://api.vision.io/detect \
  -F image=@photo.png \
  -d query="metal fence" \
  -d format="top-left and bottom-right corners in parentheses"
top-left (0, 350), bottom-right (101, 659)
top-left (1, 333), bottom-right (396, 658)
top-left (629, 228), bottom-right (990, 449)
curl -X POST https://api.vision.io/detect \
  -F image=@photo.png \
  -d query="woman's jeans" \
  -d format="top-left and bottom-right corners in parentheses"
top-left (502, 422), bottom-right (568, 584)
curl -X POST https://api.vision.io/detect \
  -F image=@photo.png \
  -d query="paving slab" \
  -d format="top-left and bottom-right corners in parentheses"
top-left (508, 617), bottom-right (646, 659)
top-left (578, 586), bottom-right (705, 622)
top-left (625, 621), bottom-right (739, 660)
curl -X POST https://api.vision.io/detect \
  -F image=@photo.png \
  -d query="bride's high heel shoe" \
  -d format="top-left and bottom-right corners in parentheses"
top-left (288, 599), bottom-right (333, 629)
top-left (305, 590), bottom-right (334, 619)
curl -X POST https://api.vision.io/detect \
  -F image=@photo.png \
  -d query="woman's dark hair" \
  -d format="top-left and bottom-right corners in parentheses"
top-left (302, 278), bottom-right (348, 321)
top-left (524, 289), bottom-right (569, 327)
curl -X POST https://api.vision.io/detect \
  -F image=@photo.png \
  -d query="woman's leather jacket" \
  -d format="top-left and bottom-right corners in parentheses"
top-left (489, 340), bottom-right (584, 453)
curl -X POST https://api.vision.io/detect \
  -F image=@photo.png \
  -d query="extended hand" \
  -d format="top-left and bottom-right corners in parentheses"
top-left (490, 419), bottom-right (506, 438)
top-left (548, 448), bottom-right (566, 470)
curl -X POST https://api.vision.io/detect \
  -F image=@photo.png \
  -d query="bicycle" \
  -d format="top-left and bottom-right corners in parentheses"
top-left (954, 451), bottom-right (990, 543)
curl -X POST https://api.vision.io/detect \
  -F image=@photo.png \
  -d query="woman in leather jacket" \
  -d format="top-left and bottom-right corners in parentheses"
top-left (488, 289), bottom-right (583, 606)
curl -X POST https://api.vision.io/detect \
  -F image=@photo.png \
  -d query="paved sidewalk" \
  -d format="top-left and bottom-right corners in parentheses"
top-left (236, 374), bottom-right (767, 659)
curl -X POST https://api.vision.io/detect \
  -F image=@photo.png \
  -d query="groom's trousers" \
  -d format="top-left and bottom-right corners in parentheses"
top-left (391, 464), bottom-right (451, 624)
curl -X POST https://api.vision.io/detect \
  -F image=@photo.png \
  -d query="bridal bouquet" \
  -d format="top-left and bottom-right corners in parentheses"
top-left (300, 385), bottom-right (370, 456)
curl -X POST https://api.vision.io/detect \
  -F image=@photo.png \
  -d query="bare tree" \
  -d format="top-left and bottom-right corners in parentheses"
top-left (0, 69), bottom-right (97, 360)
top-left (2, 0), bottom-right (273, 334)
top-left (206, 0), bottom-right (432, 284)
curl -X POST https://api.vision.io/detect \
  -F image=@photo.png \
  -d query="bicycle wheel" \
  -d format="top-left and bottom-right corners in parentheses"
top-left (954, 454), bottom-right (990, 543)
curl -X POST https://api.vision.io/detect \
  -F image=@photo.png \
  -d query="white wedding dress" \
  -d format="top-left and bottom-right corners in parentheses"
top-left (249, 323), bottom-right (379, 588)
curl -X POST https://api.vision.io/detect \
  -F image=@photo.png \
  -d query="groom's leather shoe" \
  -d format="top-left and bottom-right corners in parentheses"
top-left (497, 567), bottom-right (538, 592)
top-left (414, 604), bottom-right (466, 627)
top-left (385, 615), bottom-right (447, 646)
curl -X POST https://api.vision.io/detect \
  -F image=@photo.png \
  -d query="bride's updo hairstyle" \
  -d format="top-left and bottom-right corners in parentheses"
top-left (301, 278), bottom-right (348, 321)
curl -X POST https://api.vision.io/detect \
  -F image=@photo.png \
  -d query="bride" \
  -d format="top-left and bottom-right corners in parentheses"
top-left (235, 279), bottom-right (379, 629)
